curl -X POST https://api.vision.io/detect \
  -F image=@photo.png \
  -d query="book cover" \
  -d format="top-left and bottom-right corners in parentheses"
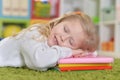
top-left (58, 57), bottom-right (114, 64)
top-left (59, 66), bottom-right (112, 71)
top-left (58, 63), bottom-right (111, 67)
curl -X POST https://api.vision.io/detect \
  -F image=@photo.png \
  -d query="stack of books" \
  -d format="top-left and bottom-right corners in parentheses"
top-left (58, 56), bottom-right (114, 71)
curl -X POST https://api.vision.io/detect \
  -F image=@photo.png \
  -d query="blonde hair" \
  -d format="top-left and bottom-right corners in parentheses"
top-left (39, 12), bottom-right (99, 52)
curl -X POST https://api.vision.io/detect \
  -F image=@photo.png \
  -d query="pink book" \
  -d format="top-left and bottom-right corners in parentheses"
top-left (58, 56), bottom-right (114, 64)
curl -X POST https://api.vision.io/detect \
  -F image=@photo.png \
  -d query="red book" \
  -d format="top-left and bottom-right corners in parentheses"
top-left (59, 66), bottom-right (112, 71)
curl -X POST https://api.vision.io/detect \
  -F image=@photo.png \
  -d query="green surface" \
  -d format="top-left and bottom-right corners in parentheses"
top-left (0, 59), bottom-right (119, 80)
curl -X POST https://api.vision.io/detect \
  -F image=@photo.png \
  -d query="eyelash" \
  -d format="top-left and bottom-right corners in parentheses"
top-left (69, 39), bottom-right (73, 46)
top-left (64, 26), bottom-right (68, 33)
top-left (64, 26), bottom-right (73, 46)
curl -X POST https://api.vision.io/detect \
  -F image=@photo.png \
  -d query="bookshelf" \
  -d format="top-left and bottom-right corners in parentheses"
top-left (59, 0), bottom-right (120, 58)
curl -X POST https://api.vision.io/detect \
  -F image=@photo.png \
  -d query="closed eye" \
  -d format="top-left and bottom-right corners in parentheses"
top-left (69, 38), bottom-right (73, 46)
top-left (64, 26), bottom-right (69, 33)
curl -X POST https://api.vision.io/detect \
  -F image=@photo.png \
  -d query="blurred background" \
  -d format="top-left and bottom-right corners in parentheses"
top-left (0, 0), bottom-right (120, 58)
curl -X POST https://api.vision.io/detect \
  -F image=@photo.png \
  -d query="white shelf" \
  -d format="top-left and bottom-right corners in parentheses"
top-left (98, 0), bottom-right (120, 58)
top-left (59, 0), bottom-right (120, 58)
top-left (100, 20), bottom-right (116, 25)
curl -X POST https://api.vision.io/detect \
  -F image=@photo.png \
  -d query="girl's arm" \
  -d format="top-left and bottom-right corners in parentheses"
top-left (17, 25), bottom-right (73, 71)
top-left (21, 40), bottom-right (72, 71)
top-left (0, 37), bottom-right (24, 67)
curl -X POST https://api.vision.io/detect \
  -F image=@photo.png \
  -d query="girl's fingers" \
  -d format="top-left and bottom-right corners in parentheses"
top-left (72, 51), bottom-right (88, 58)
top-left (72, 49), bottom-right (84, 55)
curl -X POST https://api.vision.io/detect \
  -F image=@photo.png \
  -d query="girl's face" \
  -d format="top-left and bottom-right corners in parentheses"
top-left (47, 19), bottom-right (86, 50)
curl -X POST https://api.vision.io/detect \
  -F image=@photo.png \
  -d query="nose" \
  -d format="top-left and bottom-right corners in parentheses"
top-left (61, 34), bottom-right (70, 42)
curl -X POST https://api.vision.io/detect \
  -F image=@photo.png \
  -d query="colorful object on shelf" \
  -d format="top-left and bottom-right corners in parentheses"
top-left (0, 19), bottom-right (30, 38)
top-left (58, 56), bottom-right (114, 72)
top-left (101, 37), bottom-right (114, 51)
top-left (30, 19), bottom-right (49, 25)
top-left (3, 25), bottom-right (22, 37)
top-left (92, 16), bottom-right (99, 24)
top-left (34, 0), bottom-right (51, 18)
top-left (31, 0), bottom-right (59, 19)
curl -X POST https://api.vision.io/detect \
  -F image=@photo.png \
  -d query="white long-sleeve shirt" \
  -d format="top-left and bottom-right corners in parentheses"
top-left (0, 24), bottom-right (72, 71)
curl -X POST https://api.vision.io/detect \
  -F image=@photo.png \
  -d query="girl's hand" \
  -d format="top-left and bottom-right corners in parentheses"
top-left (72, 49), bottom-right (87, 58)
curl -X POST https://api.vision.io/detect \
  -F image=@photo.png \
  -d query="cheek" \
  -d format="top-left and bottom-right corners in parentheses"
top-left (47, 33), bottom-right (54, 46)
top-left (62, 42), bottom-right (72, 49)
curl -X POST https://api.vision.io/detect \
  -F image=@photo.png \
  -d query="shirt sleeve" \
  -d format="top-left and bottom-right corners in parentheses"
top-left (21, 40), bottom-right (72, 71)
